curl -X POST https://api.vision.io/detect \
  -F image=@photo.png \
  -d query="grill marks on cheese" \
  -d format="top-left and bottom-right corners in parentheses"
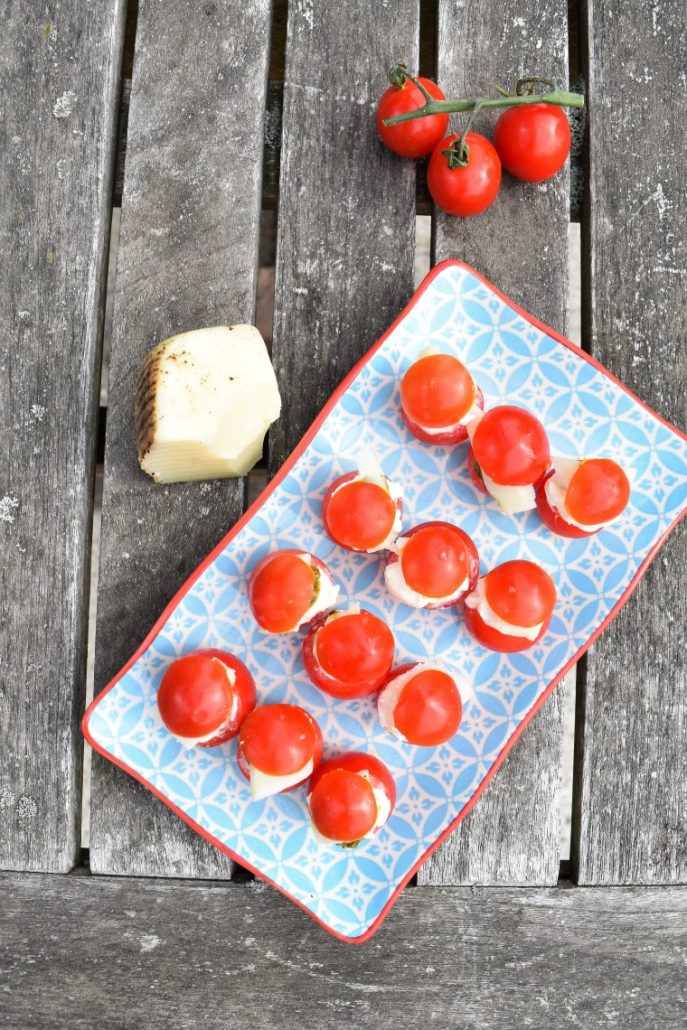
top-left (135, 326), bottom-right (281, 484)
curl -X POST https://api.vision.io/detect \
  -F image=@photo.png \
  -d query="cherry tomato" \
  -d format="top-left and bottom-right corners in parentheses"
top-left (493, 103), bottom-right (571, 182)
top-left (379, 663), bottom-right (463, 746)
top-left (308, 752), bottom-right (396, 844)
top-left (565, 458), bottom-right (630, 526)
top-left (385, 521), bottom-right (479, 608)
top-left (376, 76), bottom-right (449, 158)
top-left (322, 472), bottom-right (400, 552)
top-left (464, 560), bottom-right (556, 653)
top-left (248, 550), bottom-right (335, 634)
top-left (157, 649), bottom-right (256, 746)
top-left (237, 703), bottom-right (322, 786)
top-left (536, 472), bottom-right (593, 538)
top-left (471, 406), bottom-right (550, 485)
top-left (400, 354), bottom-right (484, 444)
top-left (302, 609), bottom-right (395, 699)
top-left (427, 133), bottom-right (501, 217)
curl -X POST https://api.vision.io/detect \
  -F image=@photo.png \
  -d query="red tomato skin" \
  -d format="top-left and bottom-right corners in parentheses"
top-left (536, 471), bottom-right (594, 538)
top-left (463, 604), bottom-right (551, 653)
top-left (376, 78), bottom-right (449, 159)
top-left (427, 133), bottom-right (501, 217)
top-left (385, 521), bottom-right (480, 609)
top-left (322, 472), bottom-right (402, 553)
top-left (308, 752), bottom-right (396, 842)
top-left (302, 610), bottom-right (395, 699)
top-left (157, 649), bottom-right (256, 746)
top-left (401, 384), bottom-right (485, 445)
top-left (248, 549), bottom-right (334, 634)
top-left (493, 104), bottom-right (571, 183)
top-left (382, 663), bottom-right (463, 746)
top-left (471, 406), bottom-right (551, 486)
top-left (236, 704), bottom-right (323, 791)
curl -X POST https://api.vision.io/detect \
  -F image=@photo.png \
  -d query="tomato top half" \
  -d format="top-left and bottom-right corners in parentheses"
top-left (483, 560), bottom-right (557, 628)
top-left (472, 405), bottom-right (550, 485)
top-left (565, 458), bottom-right (631, 525)
top-left (250, 551), bottom-right (317, 633)
top-left (157, 650), bottom-right (250, 738)
top-left (400, 353), bottom-right (476, 429)
top-left (323, 475), bottom-right (397, 551)
top-left (400, 523), bottom-right (472, 598)
top-left (313, 610), bottom-right (395, 687)
top-left (238, 704), bottom-right (322, 776)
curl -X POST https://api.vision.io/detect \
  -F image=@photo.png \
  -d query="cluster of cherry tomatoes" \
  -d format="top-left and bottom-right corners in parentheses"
top-left (156, 349), bottom-right (630, 849)
top-left (376, 69), bottom-right (574, 216)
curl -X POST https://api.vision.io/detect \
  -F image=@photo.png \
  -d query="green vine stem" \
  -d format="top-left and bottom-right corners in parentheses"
top-left (382, 68), bottom-right (584, 128)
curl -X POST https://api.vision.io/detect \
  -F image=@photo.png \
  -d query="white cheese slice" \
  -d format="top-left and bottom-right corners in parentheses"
top-left (248, 757), bottom-right (314, 802)
top-left (544, 456), bottom-right (610, 532)
top-left (384, 541), bottom-right (469, 609)
top-left (464, 578), bottom-right (543, 641)
top-left (481, 472), bottom-right (537, 514)
top-left (136, 325), bottom-right (281, 484)
top-left (296, 559), bottom-right (340, 628)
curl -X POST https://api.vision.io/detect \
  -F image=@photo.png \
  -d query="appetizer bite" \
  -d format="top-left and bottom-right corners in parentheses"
top-left (322, 452), bottom-right (402, 553)
top-left (400, 352), bottom-right (484, 444)
top-left (248, 549), bottom-right (338, 634)
top-left (307, 753), bottom-right (396, 846)
top-left (237, 703), bottom-right (323, 802)
top-left (302, 606), bottom-right (395, 699)
top-left (536, 457), bottom-right (631, 537)
top-left (384, 521), bottom-right (479, 609)
top-left (464, 559), bottom-right (557, 652)
top-left (378, 663), bottom-right (468, 746)
top-left (467, 405), bottom-right (550, 514)
top-left (157, 649), bottom-right (256, 747)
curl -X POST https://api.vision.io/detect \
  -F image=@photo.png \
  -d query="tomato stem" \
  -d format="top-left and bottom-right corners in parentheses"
top-left (381, 76), bottom-right (584, 128)
top-left (387, 61), bottom-right (409, 89)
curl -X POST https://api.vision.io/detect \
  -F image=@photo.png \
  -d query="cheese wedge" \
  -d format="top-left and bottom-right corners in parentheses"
top-left (135, 325), bottom-right (281, 483)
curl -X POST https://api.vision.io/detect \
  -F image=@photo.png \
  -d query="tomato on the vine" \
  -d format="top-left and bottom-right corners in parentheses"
top-left (376, 74), bottom-right (449, 158)
top-left (307, 752), bottom-right (396, 845)
top-left (427, 133), bottom-right (501, 217)
top-left (157, 649), bottom-right (256, 747)
top-left (493, 103), bottom-right (571, 182)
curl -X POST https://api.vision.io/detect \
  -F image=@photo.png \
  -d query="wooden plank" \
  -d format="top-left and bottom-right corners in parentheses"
top-left (268, 0), bottom-right (420, 473)
top-left (1, 874), bottom-right (685, 1027)
top-left (420, 2), bottom-right (570, 886)
top-left (0, 1), bottom-right (125, 871)
top-left (89, 0), bottom-right (272, 878)
top-left (572, 0), bottom-right (687, 884)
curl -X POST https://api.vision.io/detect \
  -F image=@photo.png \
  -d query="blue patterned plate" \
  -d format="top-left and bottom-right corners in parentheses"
top-left (84, 261), bottom-right (687, 942)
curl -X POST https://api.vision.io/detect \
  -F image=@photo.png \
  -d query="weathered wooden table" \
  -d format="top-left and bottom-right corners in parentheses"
top-left (2, 1), bottom-right (685, 1025)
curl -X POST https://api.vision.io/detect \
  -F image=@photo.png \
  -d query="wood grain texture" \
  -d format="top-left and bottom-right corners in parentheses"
top-left (0, 0), bottom-right (125, 871)
top-left (572, 0), bottom-right (687, 884)
top-left (1, 873), bottom-right (685, 1028)
top-left (89, 0), bottom-right (272, 878)
top-left (268, 0), bottom-right (420, 473)
top-left (419, 1), bottom-right (570, 886)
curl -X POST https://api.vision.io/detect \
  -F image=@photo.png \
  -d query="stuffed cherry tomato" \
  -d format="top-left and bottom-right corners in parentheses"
top-left (302, 606), bottom-right (395, 699)
top-left (467, 406), bottom-right (550, 514)
top-left (237, 703), bottom-right (323, 801)
top-left (384, 521), bottom-right (479, 609)
top-left (248, 549), bottom-right (339, 634)
top-left (322, 458), bottom-right (402, 553)
top-left (464, 560), bottom-right (557, 652)
top-left (157, 649), bottom-right (256, 747)
top-left (307, 752), bottom-right (396, 846)
top-left (378, 663), bottom-right (469, 746)
top-left (400, 352), bottom-right (484, 444)
top-left (376, 71), bottom-right (449, 159)
top-left (536, 457), bottom-right (631, 538)
top-left (493, 103), bottom-right (571, 183)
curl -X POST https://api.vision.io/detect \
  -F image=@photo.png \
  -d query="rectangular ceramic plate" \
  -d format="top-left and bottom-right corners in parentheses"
top-left (84, 261), bottom-right (687, 943)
